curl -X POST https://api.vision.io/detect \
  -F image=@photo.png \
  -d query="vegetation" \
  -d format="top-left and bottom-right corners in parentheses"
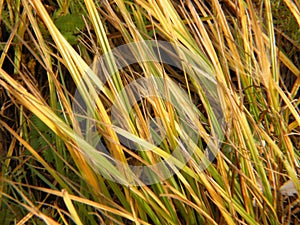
top-left (0, 0), bottom-right (299, 224)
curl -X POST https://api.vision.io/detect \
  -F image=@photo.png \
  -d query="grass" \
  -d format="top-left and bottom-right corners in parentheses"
top-left (0, 0), bottom-right (299, 224)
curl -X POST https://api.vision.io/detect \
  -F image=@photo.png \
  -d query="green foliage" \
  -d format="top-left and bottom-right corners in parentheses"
top-left (272, 0), bottom-right (300, 42)
top-left (54, 13), bottom-right (85, 45)
top-left (29, 115), bottom-right (56, 163)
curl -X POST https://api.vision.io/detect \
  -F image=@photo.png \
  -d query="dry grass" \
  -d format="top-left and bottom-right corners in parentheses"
top-left (0, 0), bottom-right (299, 224)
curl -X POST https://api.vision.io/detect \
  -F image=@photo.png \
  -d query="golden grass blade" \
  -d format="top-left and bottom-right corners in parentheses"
top-left (0, 66), bottom-right (128, 185)
top-left (160, 192), bottom-right (218, 225)
top-left (3, 181), bottom-right (151, 224)
top-left (0, 119), bottom-right (68, 190)
top-left (62, 189), bottom-right (84, 225)
top-left (28, 0), bottom-right (133, 188)
top-left (30, 0), bottom-right (129, 167)
top-left (283, 0), bottom-right (300, 26)
top-left (0, 184), bottom-right (60, 225)
top-left (274, 81), bottom-right (300, 128)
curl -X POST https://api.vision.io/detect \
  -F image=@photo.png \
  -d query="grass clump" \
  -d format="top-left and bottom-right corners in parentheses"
top-left (0, 0), bottom-right (299, 224)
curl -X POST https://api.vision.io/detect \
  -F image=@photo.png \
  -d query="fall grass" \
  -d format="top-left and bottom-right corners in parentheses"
top-left (0, 0), bottom-right (299, 224)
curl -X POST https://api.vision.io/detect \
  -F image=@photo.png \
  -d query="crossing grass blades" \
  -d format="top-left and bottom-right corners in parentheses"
top-left (0, 0), bottom-right (299, 224)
